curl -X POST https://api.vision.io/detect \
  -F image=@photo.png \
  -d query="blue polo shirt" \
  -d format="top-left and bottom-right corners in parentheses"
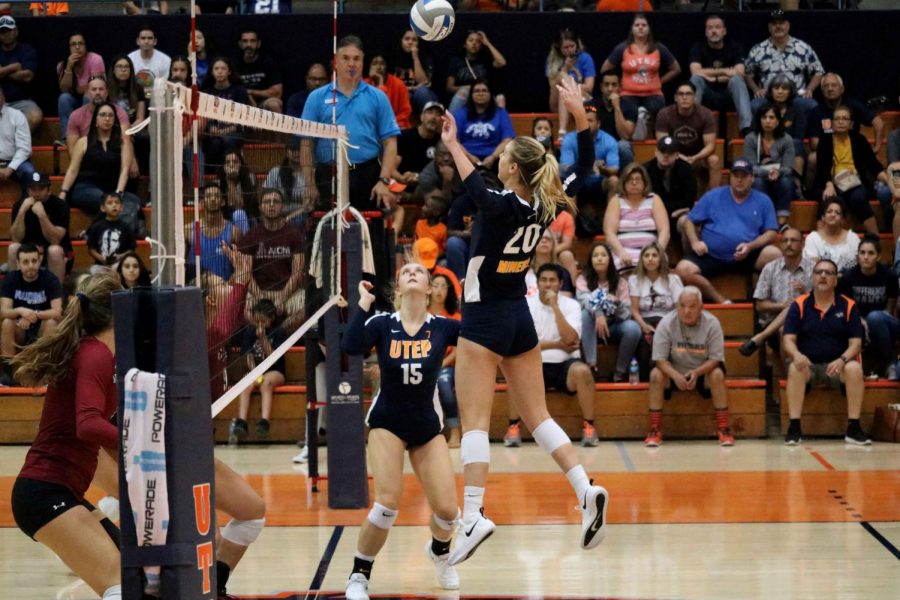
top-left (561, 128), bottom-right (618, 174)
top-left (783, 293), bottom-right (864, 364)
top-left (688, 186), bottom-right (778, 262)
top-left (301, 80), bottom-right (400, 166)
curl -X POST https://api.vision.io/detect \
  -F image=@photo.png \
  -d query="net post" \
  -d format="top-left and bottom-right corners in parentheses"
top-left (323, 220), bottom-right (368, 509)
top-left (150, 79), bottom-right (182, 287)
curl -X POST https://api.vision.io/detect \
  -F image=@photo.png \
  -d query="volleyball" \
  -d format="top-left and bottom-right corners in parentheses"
top-left (409, 0), bottom-right (455, 42)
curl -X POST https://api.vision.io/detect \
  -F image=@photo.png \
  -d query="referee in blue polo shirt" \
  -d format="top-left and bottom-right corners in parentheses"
top-left (300, 35), bottom-right (401, 212)
top-left (782, 258), bottom-right (870, 446)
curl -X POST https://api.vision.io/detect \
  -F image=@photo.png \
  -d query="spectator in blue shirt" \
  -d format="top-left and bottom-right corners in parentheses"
top-left (782, 258), bottom-right (869, 446)
top-left (675, 159), bottom-right (782, 303)
top-left (0, 17), bottom-right (41, 131)
top-left (452, 79), bottom-right (514, 169)
top-left (561, 100), bottom-right (619, 209)
top-left (546, 29), bottom-right (595, 140)
top-left (301, 35), bottom-right (401, 213)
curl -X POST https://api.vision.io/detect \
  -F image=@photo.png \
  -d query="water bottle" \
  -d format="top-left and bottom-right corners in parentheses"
top-left (628, 358), bottom-right (640, 385)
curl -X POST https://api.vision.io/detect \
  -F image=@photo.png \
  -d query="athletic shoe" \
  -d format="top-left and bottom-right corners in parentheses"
top-left (503, 423), bottom-right (521, 447)
top-left (256, 418), bottom-right (270, 437)
top-left (844, 423), bottom-right (872, 446)
top-left (717, 427), bottom-right (735, 447)
top-left (345, 573), bottom-right (370, 600)
top-left (447, 509), bottom-right (496, 566)
top-left (784, 424), bottom-right (802, 446)
top-left (581, 421), bottom-right (599, 447)
top-left (292, 445), bottom-right (309, 464)
top-left (644, 428), bottom-right (662, 447)
top-left (228, 418), bottom-right (248, 446)
top-left (424, 541), bottom-right (459, 590)
top-left (579, 483), bottom-right (609, 550)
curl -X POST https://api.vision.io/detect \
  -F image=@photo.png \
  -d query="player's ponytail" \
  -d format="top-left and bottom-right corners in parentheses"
top-left (509, 136), bottom-right (576, 224)
top-left (13, 271), bottom-right (122, 387)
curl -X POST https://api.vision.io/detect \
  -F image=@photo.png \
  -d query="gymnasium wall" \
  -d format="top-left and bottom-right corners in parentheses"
top-left (15, 10), bottom-right (900, 115)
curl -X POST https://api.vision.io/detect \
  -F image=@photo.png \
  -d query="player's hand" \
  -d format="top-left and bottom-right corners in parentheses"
top-left (691, 240), bottom-right (709, 256)
top-left (557, 75), bottom-right (584, 121)
top-left (441, 111), bottom-right (459, 146)
top-left (358, 280), bottom-right (376, 309)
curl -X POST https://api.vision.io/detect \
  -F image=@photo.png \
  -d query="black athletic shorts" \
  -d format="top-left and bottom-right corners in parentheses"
top-left (366, 393), bottom-right (443, 448)
top-left (461, 297), bottom-right (539, 357)
top-left (11, 477), bottom-right (95, 540)
top-left (683, 249), bottom-right (762, 278)
top-left (543, 359), bottom-right (580, 395)
top-left (663, 375), bottom-right (712, 400)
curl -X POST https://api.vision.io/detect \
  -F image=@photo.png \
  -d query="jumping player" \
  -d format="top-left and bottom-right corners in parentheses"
top-left (342, 266), bottom-right (462, 600)
top-left (9, 272), bottom-right (124, 600)
top-left (442, 76), bottom-right (609, 565)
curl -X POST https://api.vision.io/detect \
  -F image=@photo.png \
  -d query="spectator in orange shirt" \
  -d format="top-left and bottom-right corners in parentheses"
top-left (596, 0), bottom-right (654, 11)
top-left (366, 53), bottom-right (412, 129)
top-left (412, 237), bottom-right (461, 299)
top-left (30, 2), bottom-right (69, 15)
top-left (415, 194), bottom-right (448, 255)
top-left (549, 208), bottom-right (577, 282)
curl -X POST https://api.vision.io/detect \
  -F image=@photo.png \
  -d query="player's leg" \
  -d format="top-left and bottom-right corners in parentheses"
top-left (346, 428), bottom-right (406, 600)
top-left (500, 345), bottom-right (608, 550)
top-left (214, 457), bottom-right (266, 596)
top-left (409, 434), bottom-right (460, 590)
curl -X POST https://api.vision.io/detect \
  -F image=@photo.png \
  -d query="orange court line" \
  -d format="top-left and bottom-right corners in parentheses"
top-left (2, 471), bottom-right (897, 529)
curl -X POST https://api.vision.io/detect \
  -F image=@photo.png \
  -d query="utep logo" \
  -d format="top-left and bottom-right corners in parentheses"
top-left (193, 483), bottom-right (214, 594)
top-left (389, 339), bottom-right (432, 359)
top-left (124, 390), bottom-right (148, 412)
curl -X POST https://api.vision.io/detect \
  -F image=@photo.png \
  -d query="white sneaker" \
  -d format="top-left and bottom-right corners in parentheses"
top-left (345, 572), bottom-right (369, 600)
top-left (292, 445), bottom-right (309, 464)
top-left (447, 509), bottom-right (495, 566)
top-left (425, 542), bottom-right (459, 590)
top-left (579, 484), bottom-right (609, 550)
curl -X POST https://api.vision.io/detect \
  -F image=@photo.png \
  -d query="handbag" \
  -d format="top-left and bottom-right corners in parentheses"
top-left (872, 404), bottom-right (900, 443)
top-left (833, 169), bottom-right (862, 193)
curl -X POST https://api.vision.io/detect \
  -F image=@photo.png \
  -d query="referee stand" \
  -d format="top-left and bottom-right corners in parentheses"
top-left (114, 287), bottom-right (218, 599)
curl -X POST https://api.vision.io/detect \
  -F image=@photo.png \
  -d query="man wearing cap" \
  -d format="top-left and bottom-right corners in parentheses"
top-left (0, 86), bottom-right (35, 188)
top-left (412, 237), bottom-right (461, 299)
top-left (561, 100), bottom-right (619, 215)
top-left (688, 14), bottom-right (752, 136)
top-left (675, 158), bottom-right (782, 304)
top-left (655, 81), bottom-right (720, 188)
top-left (9, 172), bottom-right (71, 282)
top-left (745, 10), bottom-right (824, 114)
top-left (0, 16), bottom-right (42, 131)
top-left (644, 136), bottom-right (697, 254)
top-left (394, 101), bottom-right (445, 191)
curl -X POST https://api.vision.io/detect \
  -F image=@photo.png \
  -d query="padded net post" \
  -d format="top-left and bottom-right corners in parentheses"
top-left (114, 288), bottom-right (217, 599)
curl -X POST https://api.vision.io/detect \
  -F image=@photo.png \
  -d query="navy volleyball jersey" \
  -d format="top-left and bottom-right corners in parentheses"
top-left (341, 307), bottom-right (461, 445)
top-left (462, 129), bottom-right (593, 303)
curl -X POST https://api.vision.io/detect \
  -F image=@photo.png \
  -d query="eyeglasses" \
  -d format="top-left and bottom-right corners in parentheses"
top-left (813, 269), bottom-right (837, 276)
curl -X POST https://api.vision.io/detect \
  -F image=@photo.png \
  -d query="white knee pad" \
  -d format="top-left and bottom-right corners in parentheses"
top-left (102, 585), bottom-right (122, 599)
top-left (221, 517), bottom-right (266, 546)
top-left (433, 507), bottom-right (461, 532)
top-left (460, 430), bottom-right (490, 465)
top-left (532, 419), bottom-right (571, 454)
top-left (367, 502), bottom-right (398, 530)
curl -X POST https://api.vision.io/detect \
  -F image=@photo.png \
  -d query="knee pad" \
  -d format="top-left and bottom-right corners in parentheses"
top-left (432, 507), bottom-right (461, 532)
top-left (221, 517), bottom-right (266, 546)
top-left (460, 430), bottom-right (490, 465)
top-left (367, 502), bottom-right (398, 530)
top-left (532, 419), bottom-right (571, 454)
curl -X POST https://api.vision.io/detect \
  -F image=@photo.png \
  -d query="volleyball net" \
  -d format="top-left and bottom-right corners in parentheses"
top-left (151, 79), bottom-right (351, 419)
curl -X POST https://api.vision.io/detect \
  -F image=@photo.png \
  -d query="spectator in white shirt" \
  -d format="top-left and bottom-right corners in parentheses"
top-left (0, 87), bottom-right (35, 187)
top-left (127, 25), bottom-right (171, 95)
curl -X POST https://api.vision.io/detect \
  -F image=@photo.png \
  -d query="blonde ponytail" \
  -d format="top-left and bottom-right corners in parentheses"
top-left (12, 271), bottom-right (122, 387)
top-left (509, 136), bottom-right (577, 224)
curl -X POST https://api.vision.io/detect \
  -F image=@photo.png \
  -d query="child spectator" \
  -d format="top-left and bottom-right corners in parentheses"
top-left (232, 298), bottom-right (288, 443)
top-left (86, 192), bottom-right (137, 272)
top-left (414, 194), bottom-right (448, 255)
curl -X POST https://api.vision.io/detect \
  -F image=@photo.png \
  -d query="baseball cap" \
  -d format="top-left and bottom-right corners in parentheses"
top-left (657, 136), bottom-right (679, 153)
top-left (0, 16), bottom-right (16, 30)
top-left (26, 172), bottom-right (50, 187)
top-left (769, 9), bottom-right (788, 23)
top-left (731, 158), bottom-right (753, 174)
top-left (412, 238), bottom-right (439, 270)
top-left (422, 101), bottom-right (445, 114)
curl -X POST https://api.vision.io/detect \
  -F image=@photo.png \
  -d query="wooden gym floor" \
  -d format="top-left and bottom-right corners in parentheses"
top-left (0, 441), bottom-right (897, 599)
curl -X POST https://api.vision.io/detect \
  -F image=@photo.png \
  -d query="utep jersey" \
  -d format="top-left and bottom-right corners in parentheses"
top-left (341, 308), bottom-right (460, 430)
top-left (462, 129), bottom-right (593, 303)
